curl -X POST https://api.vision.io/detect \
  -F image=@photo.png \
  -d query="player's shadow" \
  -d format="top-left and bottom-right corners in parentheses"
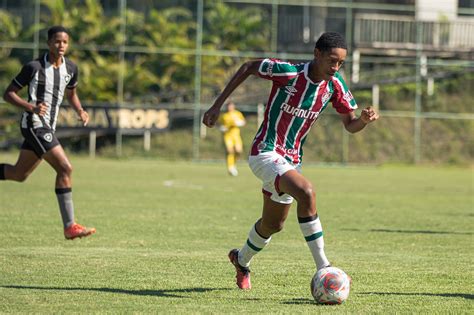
top-left (1, 285), bottom-right (229, 298)
top-left (282, 292), bottom-right (474, 305)
top-left (359, 292), bottom-right (474, 300)
top-left (282, 298), bottom-right (316, 305)
top-left (343, 228), bottom-right (473, 235)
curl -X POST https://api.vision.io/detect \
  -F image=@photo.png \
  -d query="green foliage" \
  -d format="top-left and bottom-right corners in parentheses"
top-left (204, 0), bottom-right (270, 51)
top-left (126, 7), bottom-right (195, 49)
top-left (124, 7), bottom-right (196, 103)
top-left (0, 2), bottom-right (471, 165)
top-left (40, 0), bottom-right (122, 102)
top-left (201, 1), bottom-right (270, 98)
top-left (0, 10), bottom-right (28, 141)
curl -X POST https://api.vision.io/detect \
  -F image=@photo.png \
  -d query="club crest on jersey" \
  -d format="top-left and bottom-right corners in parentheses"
top-left (43, 133), bottom-right (53, 143)
top-left (322, 91), bottom-right (332, 104)
top-left (64, 74), bottom-right (72, 84)
top-left (284, 86), bottom-right (298, 96)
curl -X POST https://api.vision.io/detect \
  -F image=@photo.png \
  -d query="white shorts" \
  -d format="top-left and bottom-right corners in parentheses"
top-left (248, 151), bottom-right (301, 204)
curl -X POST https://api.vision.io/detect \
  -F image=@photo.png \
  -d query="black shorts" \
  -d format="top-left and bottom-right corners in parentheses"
top-left (21, 127), bottom-right (60, 158)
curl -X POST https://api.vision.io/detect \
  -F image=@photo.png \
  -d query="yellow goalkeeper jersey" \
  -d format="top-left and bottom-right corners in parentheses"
top-left (218, 109), bottom-right (245, 137)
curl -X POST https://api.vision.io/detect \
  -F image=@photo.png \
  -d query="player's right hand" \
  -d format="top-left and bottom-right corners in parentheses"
top-left (202, 106), bottom-right (221, 128)
top-left (33, 102), bottom-right (48, 116)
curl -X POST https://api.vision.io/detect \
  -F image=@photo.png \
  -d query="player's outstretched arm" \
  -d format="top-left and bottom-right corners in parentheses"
top-left (340, 106), bottom-right (379, 133)
top-left (66, 87), bottom-right (89, 126)
top-left (203, 60), bottom-right (260, 128)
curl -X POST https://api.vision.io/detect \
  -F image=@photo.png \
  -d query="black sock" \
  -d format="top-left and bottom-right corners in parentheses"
top-left (55, 188), bottom-right (75, 228)
top-left (0, 164), bottom-right (6, 180)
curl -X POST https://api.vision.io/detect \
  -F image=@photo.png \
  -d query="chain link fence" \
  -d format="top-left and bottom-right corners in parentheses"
top-left (0, 0), bottom-right (472, 164)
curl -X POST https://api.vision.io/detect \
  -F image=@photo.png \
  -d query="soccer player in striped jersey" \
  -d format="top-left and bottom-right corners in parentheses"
top-left (203, 32), bottom-right (379, 290)
top-left (0, 26), bottom-right (96, 240)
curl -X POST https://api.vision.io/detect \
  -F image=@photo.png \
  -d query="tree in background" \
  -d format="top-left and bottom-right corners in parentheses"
top-left (124, 6), bottom-right (196, 104)
top-left (201, 0), bottom-right (270, 103)
top-left (41, 0), bottom-right (122, 102)
top-left (0, 9), bottom-right (39, 142)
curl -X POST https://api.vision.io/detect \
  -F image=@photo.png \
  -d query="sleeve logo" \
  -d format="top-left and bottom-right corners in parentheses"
top-left (267, 60), bottom-right (274, 77)
top-left (343, 91), bottom-right (354, 103)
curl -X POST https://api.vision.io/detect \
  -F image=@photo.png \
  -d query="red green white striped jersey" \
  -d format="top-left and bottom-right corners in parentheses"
top-left (251, 58), bottom-right (357, 165)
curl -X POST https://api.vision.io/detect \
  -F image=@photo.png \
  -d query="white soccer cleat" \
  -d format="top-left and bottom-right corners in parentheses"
top-left (228, 167), bottom-right (238, 177)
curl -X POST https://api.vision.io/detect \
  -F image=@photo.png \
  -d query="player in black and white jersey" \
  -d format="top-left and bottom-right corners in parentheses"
top-left (0, 26), bottom-right (95, 240)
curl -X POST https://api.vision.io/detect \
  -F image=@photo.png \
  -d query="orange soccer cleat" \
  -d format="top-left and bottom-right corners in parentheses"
top-left (64, 223), bottom-right (96, 240)
top-left (228, 249), bottom-right (251, 290)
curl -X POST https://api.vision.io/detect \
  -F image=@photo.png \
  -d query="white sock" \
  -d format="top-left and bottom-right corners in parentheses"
top-left (299, 215), bottom-right (330, 270)
top-left (238, 223), bottom-right (271, 267)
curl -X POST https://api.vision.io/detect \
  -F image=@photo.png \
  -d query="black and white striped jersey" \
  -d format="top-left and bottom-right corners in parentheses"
top-left (12, 53), bottom-right (78, 131)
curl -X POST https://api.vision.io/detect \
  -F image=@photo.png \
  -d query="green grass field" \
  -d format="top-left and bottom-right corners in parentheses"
top-left (0, 153), bottom-right (473, 313)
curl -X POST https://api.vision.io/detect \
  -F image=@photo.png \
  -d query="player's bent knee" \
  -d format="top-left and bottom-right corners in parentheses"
top-left (12, 172), bottom-right (29, 182)
top-left (294, 183), bottom-right (315, 203)
top-left (58, 162), bottom-right (73, 176)
top-left (16, 175), bottom-right (28, 182)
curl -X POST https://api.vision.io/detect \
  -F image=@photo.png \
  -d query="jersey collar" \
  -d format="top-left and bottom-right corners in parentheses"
top-left (44, 53), bottom-right (65, 69)
top-left (304, 62), bottom-right (324, 85)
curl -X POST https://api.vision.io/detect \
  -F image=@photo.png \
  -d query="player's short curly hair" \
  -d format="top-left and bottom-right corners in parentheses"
top-left (47, 25), bottom-right (70, 40)
top-left (315, 32), bottom-right (347, 52)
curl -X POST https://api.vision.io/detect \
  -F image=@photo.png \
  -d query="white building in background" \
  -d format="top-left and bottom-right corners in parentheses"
top-left (353, 0), bottom-right (473, 59)
top-left (416, 0), bottom-right (459, 21)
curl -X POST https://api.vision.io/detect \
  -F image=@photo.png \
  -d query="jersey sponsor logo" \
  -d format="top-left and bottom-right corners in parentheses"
top-left (64, 74), bottom-right (72, 84)
top-left (322, 91), bottom-right (332, 104)
top-left (284, 86), bottom-right (298, 96)
top-left (275, 144), bottom-right (298, 156)
top-left (343, 90), bottom-right (354, 103)
top-left (43, 133), bottom-right (53, 143)
top-left (280, 102), bottom-right (319, 120)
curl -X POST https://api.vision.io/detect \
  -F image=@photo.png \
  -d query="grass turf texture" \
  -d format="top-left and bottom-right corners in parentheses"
top-left (0, 153), bottom-right (472, 313)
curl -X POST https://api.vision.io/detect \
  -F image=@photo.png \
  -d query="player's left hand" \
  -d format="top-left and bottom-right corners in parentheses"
top-left (361, 106), bottom-right (379, 124)
top-left (77, 109), bottom-right (90, 126)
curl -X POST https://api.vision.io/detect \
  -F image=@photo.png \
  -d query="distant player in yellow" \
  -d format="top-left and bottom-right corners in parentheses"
top-left (218, 101), bottom-right (246, 176)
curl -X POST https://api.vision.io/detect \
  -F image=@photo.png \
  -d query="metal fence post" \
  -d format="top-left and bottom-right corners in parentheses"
top-left (116, 129), bottom-right (122, 157)
top-left (192, 0), bottom-right (204, 161)
top-left (89, 131), bottom-right (96, 158)
top-left (414, 21), bottom-right (423, 164)
top-left (144, 130), bottom-right (151, 151)
top-left (33, 0), bottom-right (40, 59)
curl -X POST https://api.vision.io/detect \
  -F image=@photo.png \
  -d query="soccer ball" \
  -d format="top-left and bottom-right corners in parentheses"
top-left (311, 267), bottom-right (351, 304)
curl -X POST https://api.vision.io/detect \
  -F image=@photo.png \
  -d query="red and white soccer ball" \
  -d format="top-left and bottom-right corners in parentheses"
top-left (311, 267), bottom-right (351, 304)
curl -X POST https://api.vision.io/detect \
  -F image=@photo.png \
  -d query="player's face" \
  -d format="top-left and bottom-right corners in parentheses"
top-left (48, 32), bottom-right (69, 58)
top-left (317, 48), bottom-right (347, 80)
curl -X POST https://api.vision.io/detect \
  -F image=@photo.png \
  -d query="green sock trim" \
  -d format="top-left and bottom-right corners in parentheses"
top-left (305, 231), bottom-right (323, 242)
top-left (246, 239), bottom-right (262, 252)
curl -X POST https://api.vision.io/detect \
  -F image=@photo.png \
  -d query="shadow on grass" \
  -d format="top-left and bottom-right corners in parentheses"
top-left (282, 298), bottom-right (316, 305)
top-left (1, 285), bottom-right (229, 298)
top-left (343, 228), bottom-right (473, 235)
top-left (359, 292), bottom-right (474, 300)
